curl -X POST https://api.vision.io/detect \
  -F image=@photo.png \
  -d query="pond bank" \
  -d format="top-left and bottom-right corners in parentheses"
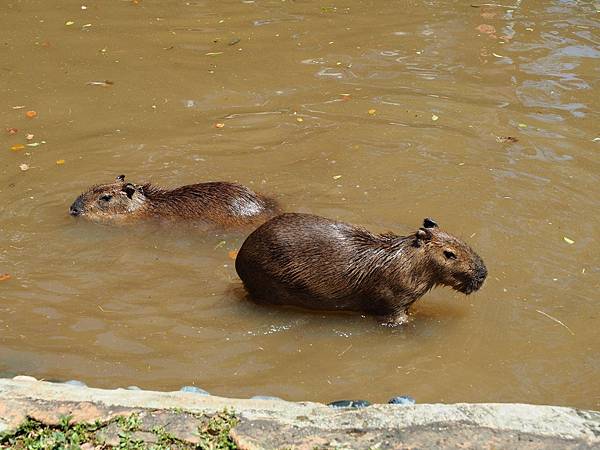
top-left (1, 376), bottom-right (598, 449)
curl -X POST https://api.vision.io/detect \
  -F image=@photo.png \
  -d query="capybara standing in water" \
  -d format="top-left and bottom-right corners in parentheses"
top-left (69, 175), bottom-right (279, 227)
top-left (235, 213), bottom-right (487, 325)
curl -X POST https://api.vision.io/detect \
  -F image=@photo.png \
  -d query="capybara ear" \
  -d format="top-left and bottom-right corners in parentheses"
top-left (423, 218), bottom-right (438, 229)
top-left (416, 228), bottom-right (432, 242)
top-left (116, 174), bottom-right (126, 182)
top-left (122, 183), bottom-right (136, 199)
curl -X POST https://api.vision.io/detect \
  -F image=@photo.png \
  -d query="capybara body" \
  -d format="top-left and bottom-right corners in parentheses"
top-left (70, 175), bottom-right (279, 227)
top-left (235, 213), bottom-right (487, 324)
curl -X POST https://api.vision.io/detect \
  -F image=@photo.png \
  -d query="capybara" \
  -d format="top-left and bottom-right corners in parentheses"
top-left (69, 175), bottom-right (279, 227)
top-left (235, 213), bottom-right (487, 325)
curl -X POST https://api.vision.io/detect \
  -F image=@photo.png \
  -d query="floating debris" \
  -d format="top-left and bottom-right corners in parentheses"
top-left (25, 110), bottom-right (38, 118)
top-left (496, 136), bottom-right (518, 143)
top-left (563, 236), bottom-right (574, 245)
top-left (86, 80), bottom-right (114, 87)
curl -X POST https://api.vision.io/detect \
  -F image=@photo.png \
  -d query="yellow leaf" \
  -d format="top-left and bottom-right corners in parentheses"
top-left (56, 159), bottom-right (65, 165)
top-left (368, 109), bottom-right (376, 115)
top-left (563, 237), bottom-right (574, 245)
top-left (11, 144), bottom-right (25, 151)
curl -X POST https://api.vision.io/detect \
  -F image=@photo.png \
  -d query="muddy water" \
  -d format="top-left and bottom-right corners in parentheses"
top-left (1, 0), bottom-right (599, 409)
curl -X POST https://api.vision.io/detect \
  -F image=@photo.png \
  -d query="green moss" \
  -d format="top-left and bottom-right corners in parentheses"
top-left (197, 409), bottom-right (238, 450)
top-left (0, 414), bottom-right (102, 449)
top-left (0, 410), bottom-right (238, 450)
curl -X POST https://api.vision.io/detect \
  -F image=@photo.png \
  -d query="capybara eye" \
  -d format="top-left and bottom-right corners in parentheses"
top-left (443, 250), bottom-right (457, 260)
top-left (99, 194), bottom-right (113, 202)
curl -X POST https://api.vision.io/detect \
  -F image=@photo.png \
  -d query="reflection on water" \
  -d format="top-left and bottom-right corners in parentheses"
top-left (1, 0), bottom-right (599, 409)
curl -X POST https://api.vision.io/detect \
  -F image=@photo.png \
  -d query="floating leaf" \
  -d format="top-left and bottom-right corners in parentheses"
top-left (296, 117), bottom-right (304, 122)
top-left (332, 175), bottom-right (342, 180)
top-left (228, 250), bottom-right (238, 260)
top-left (65, 21), bottom-right (75, 26)
top-left (27, 142), bottom-right (40, 147)
top-left (431, 114), bottom-right (439, 121)
top-left (26, 133), bottom-right (34, 140)
top-left (19, 163), bottom-right (29, 171)
top-left (518, 123), bottom-right (528, 128)
top-left (11, 144), bottom-right (25, 151)
top-left (56, 159), bottom-right (65, 165)
top-left (214, 123), bottom-right (225, 128)
top-left (563, 237), bottom-right (574, 245)
top-left (368, 109), bottom-right (376, 115)
top-left (26, 110), bottom-right (38, 118)
top-left (7, 127), bottom-right (18, 135)
top-left (0, 274), bottom-right (11, 282)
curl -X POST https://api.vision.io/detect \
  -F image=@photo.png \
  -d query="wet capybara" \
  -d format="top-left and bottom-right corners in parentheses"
top-left (235, 213), bottom-right (487, 325)
top-left (69, 175), bottom-right (279, 227)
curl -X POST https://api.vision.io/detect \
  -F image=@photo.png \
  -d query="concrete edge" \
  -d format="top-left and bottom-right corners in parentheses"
top-left (1, 376), bottom-right (599, 447)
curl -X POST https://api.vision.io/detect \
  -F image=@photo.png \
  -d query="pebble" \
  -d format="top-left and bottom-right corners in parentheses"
top-left (388, 395), bottom-right (416, 405)
top-left (179, 386), bottom-right (210, 396)
top-left (13, 375), bottom-right (38, 382)
top-left (328, 399), bottom-right (371, 409)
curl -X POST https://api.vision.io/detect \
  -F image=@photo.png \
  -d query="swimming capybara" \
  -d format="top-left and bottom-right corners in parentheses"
top-left (69, 175), bottom-right (279, 227)
top-left (235, 213), bottom-right (487, 325)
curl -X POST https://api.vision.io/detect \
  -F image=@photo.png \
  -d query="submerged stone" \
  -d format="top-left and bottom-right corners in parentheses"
top-left (328, 400), bottom-right (371, 409)
top-left (388, 395), bottom-right (416, 405)
top-left (179, 386), bottom-right (210, 396)
top-left (251, 395), bottom-right (284, 401)
top-left (64, 380), bottom-right (87, 387)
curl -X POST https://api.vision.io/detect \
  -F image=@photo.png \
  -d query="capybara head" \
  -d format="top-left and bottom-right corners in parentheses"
top-left (69, 175), bottom-right (146, 222)
top-left (413, 218), bottom-right (487, 295)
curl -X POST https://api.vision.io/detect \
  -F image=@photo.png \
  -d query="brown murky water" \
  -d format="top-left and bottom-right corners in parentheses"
top-left (2, 0), bottom-right (599, 409)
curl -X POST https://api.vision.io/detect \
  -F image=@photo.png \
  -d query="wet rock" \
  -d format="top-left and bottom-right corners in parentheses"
top-left (388, 395), bottom-right (416, 405)
top-left (179, 386), bottom-right (210, 396)
top-left (126, 386), bottom-right (142, 390)
top-left (64, 380), bottom-right (87, 387)
top-left (251, 395), bottom-right (284, 401)
top-left (328, 400), bottom-right (371, 409)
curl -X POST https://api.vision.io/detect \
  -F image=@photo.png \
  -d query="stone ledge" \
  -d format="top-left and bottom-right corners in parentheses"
top-left (1, 376), bottom-right (599, 449)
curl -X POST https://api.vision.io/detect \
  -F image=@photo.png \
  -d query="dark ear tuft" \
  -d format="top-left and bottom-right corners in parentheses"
top-left (116, 175), bottom-right (126, 182)
top-left (123, 183), bottom-right (136, 199)
top-left (423, 218), bottom-right (438, 229)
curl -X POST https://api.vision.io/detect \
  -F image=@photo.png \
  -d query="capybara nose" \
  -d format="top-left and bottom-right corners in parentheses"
top-left (69, 197), bottom-right (84, 216)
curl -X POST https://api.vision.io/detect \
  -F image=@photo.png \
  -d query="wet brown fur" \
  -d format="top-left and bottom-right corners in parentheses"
top-left (235, 213), bottom-right (487, 324)
top-left (70, 175), bottom-right (280, 227)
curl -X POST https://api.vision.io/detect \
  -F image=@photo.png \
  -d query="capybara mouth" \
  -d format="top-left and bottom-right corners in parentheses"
top-left (457, 268), bottom-right (487, 295)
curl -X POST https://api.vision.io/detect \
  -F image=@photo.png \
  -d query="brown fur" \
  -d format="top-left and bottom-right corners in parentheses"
top-left (235, 213), bottom-right (487, 324)
top-left (69, 175), bottom-right (280, 227)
